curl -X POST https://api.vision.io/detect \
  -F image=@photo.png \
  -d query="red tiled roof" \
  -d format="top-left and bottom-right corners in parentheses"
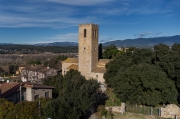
top-left (0, 82), bottom-right (20, 98)
top-left (0, 82), bottom-right (19, 94)
top-left (92, 67), bottom-right (107, 73)
top-left (97, 59), bottom-right (111, 67)
top-left (66, 64), bottom-right (78, 70)
top-left (62, 58), bottom-right (78, 63)
top-left (22, 82), bottom-right (54, 89)
top-left (0, 82), bottom-right (54, 98)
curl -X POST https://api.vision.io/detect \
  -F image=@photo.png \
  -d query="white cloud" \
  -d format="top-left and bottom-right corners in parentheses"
top-left (0, 17), bottom-right (98, 28)
top-left (0, 0), bottom-right (178, 28)
top-left (52, 33), bottom-right (78, 42)
top-left (26, 33), bottom-right (108, 44)
top-left (99, 35), bottom-right (109, 43)
top-left (0, 1), bottom-right (101, 28)
top-left (45, 0), bottom-right (113, 6)
top-left (94, 0), bottom-right (174, 16)
top-left (96, 6), bottom-right (172, 16)
top-left (26, 33), bottom-right (78, 44)
top-left (0, 10), bottom-right (98, 28)
top-left (147, 32), bottom-right (152, 34)
top-left (155, 32), bottom-right (162, 35)
top-left (134, 31), bottom-right (163, 38)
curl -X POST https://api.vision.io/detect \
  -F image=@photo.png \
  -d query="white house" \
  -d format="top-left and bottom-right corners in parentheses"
top-left (20, 66), bottom-right (57, 82)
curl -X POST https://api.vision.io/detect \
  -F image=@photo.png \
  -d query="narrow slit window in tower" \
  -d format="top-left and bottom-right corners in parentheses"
top-left (94, 30), bottom-right (96, 37)
top-left (95, 30), bottom-right (98, 38)
top-left (84, 29), bottom-right (86, 37)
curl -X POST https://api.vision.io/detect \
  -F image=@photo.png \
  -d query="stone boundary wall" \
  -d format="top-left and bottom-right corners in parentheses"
top-left (161, 104), bottom-right (180, 118)
top-left (105, 102), bottom-right (125, 114)
top-left (106, 103), bottom-right (180, 119)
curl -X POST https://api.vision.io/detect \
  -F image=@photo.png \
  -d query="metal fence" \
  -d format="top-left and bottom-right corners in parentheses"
top-left (125, 104), bottom-right (161, 116)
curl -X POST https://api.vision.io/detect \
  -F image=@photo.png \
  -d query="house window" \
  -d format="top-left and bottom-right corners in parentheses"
top-left (34, 95), bottom-right (39, 100)
top-left (96, 75), bottom-right (98, 78)
top-left (32, 90), bottom-right (35, 94)
top-left (84, 29), bottom-right (86, 37)
top-left (45, 91), bottom-right (49, 98)
top-left (84, 47), bottom-right (86, 50)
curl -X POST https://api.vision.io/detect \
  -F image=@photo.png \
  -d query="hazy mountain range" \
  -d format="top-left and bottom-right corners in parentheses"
top-left (34, 42), bottom-right (78, 46)
top-left (1, 35), bottom-right (180, 48)
top-left (103, 35), bottom-right (180, 47)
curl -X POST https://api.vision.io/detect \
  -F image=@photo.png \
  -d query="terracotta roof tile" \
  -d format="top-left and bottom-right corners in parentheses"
top-left (97, 59), bottom-right (111, 67)
top-left (92, 67), bottom-right (107, 73)
top-left (62, 58), bottom-right (78, 63)
top-left (0, 82), bottom-right (20, 98)
top-left (66, 64), bottom-right (78, 70)
top-left (0, 82), bottom-right (54, 98)
top-left (22, 82), bottom-right (54, 89)
top-left (0, 82), bottom-right (19, 94)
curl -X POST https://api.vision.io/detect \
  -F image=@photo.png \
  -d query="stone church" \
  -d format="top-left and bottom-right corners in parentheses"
top-left (62, 23), bottom-right (110, 84)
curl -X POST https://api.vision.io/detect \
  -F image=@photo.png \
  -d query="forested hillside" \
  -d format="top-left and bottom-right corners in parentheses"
top-left (0, 45), bottom-right (78, 54)
top-left (104, 43), bottom-right (180, 106)
top-left (103, 35), bottom-right (180, 47)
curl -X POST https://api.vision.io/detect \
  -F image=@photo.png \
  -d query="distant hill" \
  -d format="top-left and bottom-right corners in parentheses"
top-left (34, 42), bottom-right (78, 46)
top-left (1, 35), bottom-right (179, 47)
top-left (102, 35), bottom-right (180, 47)
top-left (33, 35), bottom-right (180, 48)
top-left (0, 43), bottom-right (13, 45)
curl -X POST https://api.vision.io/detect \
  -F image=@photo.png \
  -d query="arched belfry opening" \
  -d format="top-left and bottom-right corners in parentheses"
top-left (93, 30), bottom-right (98, 38)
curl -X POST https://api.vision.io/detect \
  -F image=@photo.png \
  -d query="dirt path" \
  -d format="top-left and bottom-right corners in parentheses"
top-left (88, 113), bottom-right (99, 119)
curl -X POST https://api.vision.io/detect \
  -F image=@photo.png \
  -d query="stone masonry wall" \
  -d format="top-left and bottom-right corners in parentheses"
top-left (105, 103), bottom-right (180, 119)
top-left (105, 103), bottom-right (125, 114)
top-left (78, 24), bottom-right (98, 79)
top-left (91, 72), bottom-right (105, 83)
top-left (161, 104), bottom-right (180, 118)
top-left (62, 62), bottom-right (78, 75)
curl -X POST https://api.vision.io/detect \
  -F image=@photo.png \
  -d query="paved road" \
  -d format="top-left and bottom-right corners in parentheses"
top-left (88, 113), bottom-right (99, 119)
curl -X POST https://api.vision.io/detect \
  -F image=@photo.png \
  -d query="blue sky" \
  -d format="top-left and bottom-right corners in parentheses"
top-left (0, 0), bottom-right (180, 44)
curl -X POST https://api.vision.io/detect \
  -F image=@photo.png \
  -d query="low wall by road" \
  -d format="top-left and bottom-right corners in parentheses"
top-left (106, 103), bottom-right (180, 119)
top-left (161, 104), bottom-right (180, 118)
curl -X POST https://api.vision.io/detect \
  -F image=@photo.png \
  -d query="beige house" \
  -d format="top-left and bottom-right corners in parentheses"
top-left (20, 66), bottom-right (57, 82)
top-left (0, 82), bottom-right (54, 103)
top-left (62, 24), bottom-right (110, 84)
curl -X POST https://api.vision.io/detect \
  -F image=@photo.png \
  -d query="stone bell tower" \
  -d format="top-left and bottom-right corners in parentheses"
top-left (78, 23), bottom-right (99, 79)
